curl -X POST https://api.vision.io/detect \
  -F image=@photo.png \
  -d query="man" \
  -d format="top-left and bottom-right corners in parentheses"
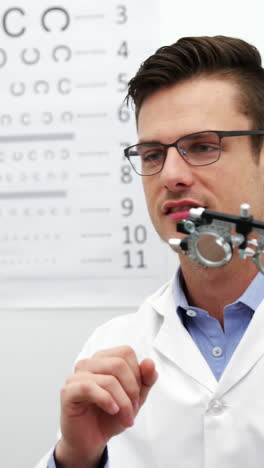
top-left (38, 35), bottom-right (264, 467)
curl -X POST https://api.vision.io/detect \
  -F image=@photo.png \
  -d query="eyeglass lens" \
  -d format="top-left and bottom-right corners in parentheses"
top-left (127, 131), bottom-right (221, 175)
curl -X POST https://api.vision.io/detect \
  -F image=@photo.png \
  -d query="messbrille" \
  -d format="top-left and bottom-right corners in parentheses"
top-left (124, 130), bottom-right (264, 176)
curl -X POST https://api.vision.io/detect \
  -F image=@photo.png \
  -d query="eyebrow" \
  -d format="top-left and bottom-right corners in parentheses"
top-left (137, 131), bottom-right (218, 145)
top-left (137, 139), bottom-right (163, 145)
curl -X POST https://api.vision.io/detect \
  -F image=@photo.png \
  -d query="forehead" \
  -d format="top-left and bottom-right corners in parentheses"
top-left (137, 77), bottom-right (250, 142)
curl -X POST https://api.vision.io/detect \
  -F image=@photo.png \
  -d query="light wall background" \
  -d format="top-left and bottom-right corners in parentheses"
top-left (2, 1), bottom-right (264, 467)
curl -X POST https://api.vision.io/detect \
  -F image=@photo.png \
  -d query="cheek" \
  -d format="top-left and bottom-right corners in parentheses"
top-left (142, 181), bottom-right (159, 221)
top-left (142, 181), bottom-right (154, 206)
top-left (213, 163), bottom-right (263, 212)
top-left (203, 163), bottom-right (241, 195)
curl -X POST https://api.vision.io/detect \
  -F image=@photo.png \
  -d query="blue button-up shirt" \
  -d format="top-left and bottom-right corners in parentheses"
top-left (175, 270), bottom-right (264, 380)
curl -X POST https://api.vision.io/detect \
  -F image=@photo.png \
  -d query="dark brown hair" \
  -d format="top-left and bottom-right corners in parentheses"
top-left (126, 35), bottom-right (264, 153)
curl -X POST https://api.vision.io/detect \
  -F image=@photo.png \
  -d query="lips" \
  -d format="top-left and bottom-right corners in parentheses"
top-left (162, 200), bottom-right (205, 220)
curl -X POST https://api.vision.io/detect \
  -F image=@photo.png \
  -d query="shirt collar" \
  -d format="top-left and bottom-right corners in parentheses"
top-left (174, 268), bottom-right (189, 310)
top-left (173, 268), bottom-right (264, 312)
top-left (235, 271), bottom-right (264, 311)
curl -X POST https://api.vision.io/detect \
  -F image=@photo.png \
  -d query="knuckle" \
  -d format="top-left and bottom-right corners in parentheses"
top-left (119, 396), bottom-right (132, 412)
top-left (92, 349), bottom-right (106, 359)
top-left (112, 357), bottom-right (126, 373)
top-left (74, 358), bottom-right (89, 372)
top-left (60, 386), bottom-right (67, 399)
top-left (103, 374), bottom-right (118, 390)
top-left (78, 381), bottom-right (93, 396)
top-left (129, 387), bottom-right (140, 401)
top-left (60, 385), bottom-right (71, 403)
top-left (65, 374), bottom-right (75, 385)
top-left (121, 345), bottom-right (135, 359)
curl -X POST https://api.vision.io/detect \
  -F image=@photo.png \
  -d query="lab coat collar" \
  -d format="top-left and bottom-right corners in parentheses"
top-left (148, 277), bottom-right (218, 393)
top-left (147, 275), bottom-right (264, 396)
top-left (216, 297), bottom-right (264, 396)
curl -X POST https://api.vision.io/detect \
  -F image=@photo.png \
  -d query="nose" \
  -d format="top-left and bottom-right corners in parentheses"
top-left (160, 147), bottom-right (195, 192)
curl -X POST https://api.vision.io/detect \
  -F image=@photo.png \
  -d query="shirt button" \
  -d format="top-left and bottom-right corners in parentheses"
top-left (186, 309), bottom-right (197, 317)
top-left (212, 346), bottom-right (223, 357)
top-left (208, 399), bottom-right (225, 415)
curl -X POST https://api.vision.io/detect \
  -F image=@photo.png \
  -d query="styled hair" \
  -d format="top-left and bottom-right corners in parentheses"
top-left (126, 35), bottom-right (264, 153)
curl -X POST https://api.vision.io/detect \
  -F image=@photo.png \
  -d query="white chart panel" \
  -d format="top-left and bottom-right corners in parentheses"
top-left (0, 1), bottom-right (170, 308)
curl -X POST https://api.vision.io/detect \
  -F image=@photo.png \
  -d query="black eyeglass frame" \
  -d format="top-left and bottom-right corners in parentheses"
top-left (124, 130), bottom-right (264, 176)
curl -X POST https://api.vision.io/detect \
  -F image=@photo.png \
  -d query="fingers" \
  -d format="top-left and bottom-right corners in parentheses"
top-left (61, 378), bottom-right (121, 417)
top-left (91, 346), bottom-right (141, 387)
top-left (140, 358), bottom-right (158, 387)
top-left (62, 373), bottom-right (136, 427)
top-left (75, 353), bottom-right (140, 405)
top-left (65, 346), bottom-right (143, 427)
top-left (139, 358), bottom-right (159, 407)
top-left (67, 347), bottom-right (158, 427)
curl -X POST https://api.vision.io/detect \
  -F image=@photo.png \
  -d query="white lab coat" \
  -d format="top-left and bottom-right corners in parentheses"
top-left (36, 275), bottom-right (264, 468)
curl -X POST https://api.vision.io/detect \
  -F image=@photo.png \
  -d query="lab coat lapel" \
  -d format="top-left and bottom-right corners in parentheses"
top-left (150, 281), bottom-right (217, 393)
top-left (216, 299), bottom-right (264, 395)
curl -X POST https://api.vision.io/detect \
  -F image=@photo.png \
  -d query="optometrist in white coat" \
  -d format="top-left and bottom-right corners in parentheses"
top-left (36, 35), bottom-right (264, 468)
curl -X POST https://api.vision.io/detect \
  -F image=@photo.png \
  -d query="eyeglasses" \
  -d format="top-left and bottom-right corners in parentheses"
top-left (124, 130), bottom-right (264, 176)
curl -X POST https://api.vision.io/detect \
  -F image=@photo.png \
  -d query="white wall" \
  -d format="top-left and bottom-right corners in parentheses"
top-left (0, 308), bottom-right (131, 468)
top-left (3, 1), bottom-right (264, 467)
top-left (1, 260), bottom-right (175, 468)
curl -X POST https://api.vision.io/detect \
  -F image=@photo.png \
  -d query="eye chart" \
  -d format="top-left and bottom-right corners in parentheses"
top-left (0, 1), bottom-right (169, 308)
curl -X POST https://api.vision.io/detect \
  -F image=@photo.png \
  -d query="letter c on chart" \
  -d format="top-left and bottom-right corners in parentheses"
top-left (57, 78), bottom-right (71, 94)
top-left (34, 80), bottom-right (50, 95)
top-left (60, 148), bottom-right (70, 159)
top-left (44, 150), bottom-right (55, 160)
top-left (0, 49), bottom-right (7, 68)
top-left (41, 7), bottom-right (70, 32)
top-left (21, 48), bottom-right (40, 65)
top-left (0, 114), bottom-right (12, 126)
top-left (28, 150), bottom-right (37, 161)
top-left (61, 111), bottom-right (73, 122)
top-left (13, 152), bottom-right (23, 161)
top-left (21, 113), bottom-right (31, 125)
top-left (3, 7), bottom-right (26, 37)
top-left (42, 112), bottom-right (53, 124)
top-left (53, 45), bottom-right (72, 62)
top-left (10, 82), bottom-right (26, 97)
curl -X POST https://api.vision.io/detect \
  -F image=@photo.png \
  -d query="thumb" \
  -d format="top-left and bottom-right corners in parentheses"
top-left (138, 358), bottom-right (158, 407)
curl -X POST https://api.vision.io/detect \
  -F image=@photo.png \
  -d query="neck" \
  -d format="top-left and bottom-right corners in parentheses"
top-left (180, 255), bottom-right (258, 326)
